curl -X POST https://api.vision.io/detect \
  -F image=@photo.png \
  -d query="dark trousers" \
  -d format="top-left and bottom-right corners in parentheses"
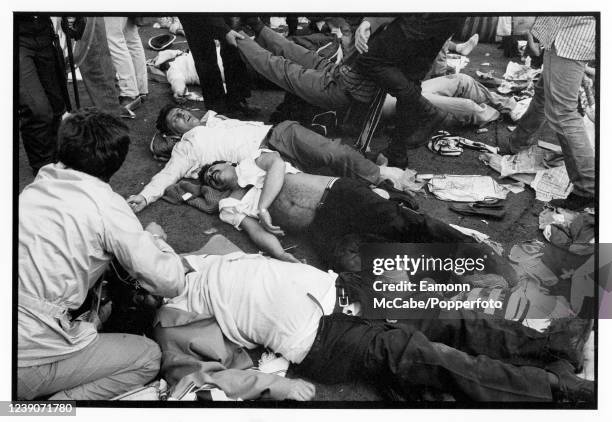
top-left (308, 178), bottom-right (472, 254)
top-left (354, 16), bottom-right (463, 150)
top-left (18, 20), bottom-right (67, 173)
top-left (179, 15), bottom-right (250, 110)
top-left (294, 312), bottom-right (553, 401)
top-left (265, 121), bottom-right (380, 184)
top-left (307, 178), bottom-right (516, 281)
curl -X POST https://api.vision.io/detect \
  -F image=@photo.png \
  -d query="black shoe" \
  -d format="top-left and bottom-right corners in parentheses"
top-left (547, 360), bottom-right (594, 402)
top-left (549, 193), bottom-right (594, 211)
top-left (545, 318), bottom-right (593, 373)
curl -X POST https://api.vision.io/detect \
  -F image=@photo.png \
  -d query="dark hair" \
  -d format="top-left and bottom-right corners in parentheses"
top-left (198, 160), bottom-right (229, 185)
top-left (57, 108), bottom-right (130, 182)
top-left (156, 103), bottom-right (179, 135)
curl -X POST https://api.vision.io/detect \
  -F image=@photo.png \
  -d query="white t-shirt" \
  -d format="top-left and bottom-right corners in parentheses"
top-left (218, 150), bottom-right (301, 230)
top-left (139, 112), bottom-right (272, 204)
top-left (166, 253), bottom-right (337, 363)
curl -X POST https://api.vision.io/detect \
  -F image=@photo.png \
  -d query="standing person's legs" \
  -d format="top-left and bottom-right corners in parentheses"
top-left (543, 48), bottom-right (595, 198)
top-left (78, 17), bottom-right (122, 114)
top-left (104, 17), bottom-right (139, 99)
top-left (17, 333), bottom-right (161, 400)
top-left (294, 313), bottom-right (553, 401)
top-left (19, 42), bottom-right (65, 173)
top-left (123, 18), bottom-right (148, 96)
top-left (236, 37), bottom-right (350, 110)
top-left (219, 39), bottom-right (251, 107)
top-left (178, 15), bottom-right (226, 111)
top-left (265, 120), bottom-right (381, 184)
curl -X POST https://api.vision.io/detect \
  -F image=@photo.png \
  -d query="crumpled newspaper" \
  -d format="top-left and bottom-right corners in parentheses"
top-left (427, 175), bottom-right (512, 202)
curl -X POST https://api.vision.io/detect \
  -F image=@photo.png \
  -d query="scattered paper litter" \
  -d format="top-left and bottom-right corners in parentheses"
top-left (427, 175), bottom-right (512, 202)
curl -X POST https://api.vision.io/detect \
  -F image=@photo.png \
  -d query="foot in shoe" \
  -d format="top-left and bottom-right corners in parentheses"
top-left (547, 360), bottom-right (594, 402)
top-left (548, 193), bottom-right (594, 211)
top-left (455, 34), bottom-right (479, 56)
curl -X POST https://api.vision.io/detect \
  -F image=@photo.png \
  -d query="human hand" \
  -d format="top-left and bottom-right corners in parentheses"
top-left (127, 194), bottom-right (147, 213)
top-left (259, 208), bottom-right (285, 235)
top-left (225, 29), bottom-right (245, 47)
top-left (145, 222), bottom-right (167, 241)
top-left (280, 252), bottom-right (301, 264)
top-left (355, 20), bottom-right (371, 54)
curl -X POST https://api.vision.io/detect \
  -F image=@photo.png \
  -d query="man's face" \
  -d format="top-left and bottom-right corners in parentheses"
top-left (166, 108), bottom-right (200, 135)
top-left (203, 162), bottom-right (238, 191)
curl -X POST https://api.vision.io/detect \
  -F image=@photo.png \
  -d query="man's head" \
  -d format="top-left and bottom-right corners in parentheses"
top-left (156, 104), bottom-right (201, 136)
top-left (199, 161), bottom-right (239, 191)
top-left (57, 108), bottom-right (130, 182)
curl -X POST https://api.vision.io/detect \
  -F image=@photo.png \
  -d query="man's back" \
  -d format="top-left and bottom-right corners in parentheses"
top-left (170, 253), bottom-right (337, 363)
top-left (19, 163), bottom-right (185, 367)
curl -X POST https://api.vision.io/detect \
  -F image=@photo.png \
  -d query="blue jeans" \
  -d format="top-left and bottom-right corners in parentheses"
top-left (509, 46), bottom-right (595, 197)
top-left (383, 74), bottom-right (517, 126)
top-left (18, 333), bottom-right (161, 400)
top-left (77, 17), bottom-right (122, 114)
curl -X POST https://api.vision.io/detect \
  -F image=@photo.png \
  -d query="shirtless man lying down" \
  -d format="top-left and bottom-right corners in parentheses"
top-left (200, 150), bottom-right (515, 282)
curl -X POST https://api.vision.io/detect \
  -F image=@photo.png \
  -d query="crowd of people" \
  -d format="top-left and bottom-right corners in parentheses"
top-left (17, 15), bottom-right (596, 402)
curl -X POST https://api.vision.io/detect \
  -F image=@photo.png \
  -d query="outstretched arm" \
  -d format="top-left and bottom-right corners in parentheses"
top-left (254, 151), bottom-right (286, 234)
top-left (240, 216), bottom-right (300, 263)
top-left (128, 142), bottom-right (194, 212)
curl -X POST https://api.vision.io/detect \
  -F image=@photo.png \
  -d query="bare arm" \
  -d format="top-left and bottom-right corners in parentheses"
top-left (254, 151), bottom-right (286, 234)
top-left (240, 217), bottom-right (300, 263)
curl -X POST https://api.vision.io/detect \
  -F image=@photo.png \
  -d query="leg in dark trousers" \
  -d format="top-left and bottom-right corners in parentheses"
top-left (18, 18), bottom-right (67, 174)
top-left (355, 16), bottom-right (465, 164)
top-left (265, 120), bottom-right (381, 184)
top-left (294, 313), bottom-right (553, 401)
top-left (178, 15), bottom-right (227, 111)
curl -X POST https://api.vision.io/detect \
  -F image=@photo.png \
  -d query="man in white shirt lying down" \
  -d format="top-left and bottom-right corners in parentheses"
top-left (166, 252), bottom-right (593, 402)
top-left (127, 105), bottom-right (405, 213)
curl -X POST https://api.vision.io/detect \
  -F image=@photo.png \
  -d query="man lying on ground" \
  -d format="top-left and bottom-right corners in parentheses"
top-left (230, 21), bottom-right (518, 131)
top-left (200, 150), bottom-right (515, 282)
top-left (127, 105), bottom-right (405, 213)
top-left (18, 109), bottom-right (186, 400)
top-left (164, 252), bottom-right (593, 402)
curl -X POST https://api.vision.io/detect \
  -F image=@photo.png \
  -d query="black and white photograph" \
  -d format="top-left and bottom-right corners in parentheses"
top-left (5, 2), bottom-right (610, 419)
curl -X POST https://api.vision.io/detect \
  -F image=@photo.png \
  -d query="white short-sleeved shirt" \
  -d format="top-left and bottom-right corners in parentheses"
top-left (167, 253), bottom-right (337, 363)
top-left (218, 150), bottom-right (301, 230)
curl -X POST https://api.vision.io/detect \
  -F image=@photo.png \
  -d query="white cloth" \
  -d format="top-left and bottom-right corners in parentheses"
top-left (139, 112), bottom-right (272, 205)
top-left (167, 253), bottom-right (337, 363)
top-left (218, 150), bottom-right (301, 230)
top-left (18, 164), bottom-right (185, 367)
top-left (165, 52), bottom-right (200, 97)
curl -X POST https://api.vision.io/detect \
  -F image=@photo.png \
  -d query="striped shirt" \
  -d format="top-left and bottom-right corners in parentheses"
top-left (335, 63), bottom-right (379, 104)
top-left (531, 16), bottom-right (596, 61)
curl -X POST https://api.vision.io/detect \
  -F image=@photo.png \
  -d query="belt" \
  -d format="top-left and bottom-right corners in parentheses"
top-left (19, 292), bottom-right (69, 319)
top-left (316, 177), bottom-right (339, 210)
